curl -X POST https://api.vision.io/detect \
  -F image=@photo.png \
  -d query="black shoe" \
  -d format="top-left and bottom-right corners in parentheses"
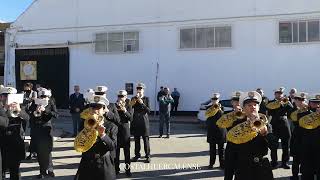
top-left (290, 176), bottom-right (299, 180)
top-left (207, 164), bottom-right (214, 169)
top-left (165, 134), bottom-right (170, 138)
top-left (281, 163), bottom-right (290, 169)
top-left (158, 135), bottom-right (163, 138)
top-left (145, 157), bottom-right (151, 163)
top-left (26, 155), bottom-right (32, 160)
top-left (47, 171), bottom-right (55, 177)
top-left (131, 156), bottom-right (140, 162)
top-left (116, 171), bottom-right (120, 175)
top-left (271, 162), bottom-right (278, 169)
top-left (37, 174), bottom-right (45, 179)
top-left (125, 169), bottom-right (132, 177)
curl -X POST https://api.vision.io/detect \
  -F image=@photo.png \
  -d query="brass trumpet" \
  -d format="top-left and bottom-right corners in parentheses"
top-left (249, 113), bottom-right (268, 132)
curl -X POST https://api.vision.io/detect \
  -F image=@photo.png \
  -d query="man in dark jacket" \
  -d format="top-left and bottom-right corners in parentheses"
top-left (75, 94), bottom-right (118, 180)
top-left (114, 90), bottom-right (133, 177)
top-left (29, 88), bottom-right (58, 178)
top-left (206, 93), bottom-right (225, 169)
top-left (0, 87), bottom-right (30, 180)
top-left (130, 83), bottom-right (151, 163)
top-left (267, 87), bottom-right (294, 169)
top-left (69, 85), bottom-right (85, 136)
top-left (158, 87), bottom-right (174, 138)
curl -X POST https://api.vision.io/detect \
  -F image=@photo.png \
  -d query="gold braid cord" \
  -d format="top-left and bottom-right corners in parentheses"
top-left (290, 108), bottom-right (308, 122)
top-left (205, 104), bottom-right (221, 119)
top-left (299, 112), bottom-right (320, 130)
top-left (74, 108), bottom-right (104, 153)
top-left (226, 113), bottom-right (267, 144)
top-left (216, 111), bottom-right (238, 128)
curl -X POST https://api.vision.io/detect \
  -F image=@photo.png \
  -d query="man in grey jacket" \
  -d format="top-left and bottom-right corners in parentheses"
top-left (158, 87), bottom-right (174, 138)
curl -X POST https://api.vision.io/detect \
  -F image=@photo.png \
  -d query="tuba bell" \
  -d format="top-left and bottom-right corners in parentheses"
top-left (74, 111), bottom-right (104, 153)
top-left (250, 113), bottom-right (268, 132)
top-left (8, 106), bottom-right (20, 118)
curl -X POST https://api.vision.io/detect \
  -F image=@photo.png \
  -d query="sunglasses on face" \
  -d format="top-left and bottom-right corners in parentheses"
top-left (211, 98), bottom-right (218, 100)
top-left (40, 95), bottom-right (47, 98)
top-left (118, 95), bottom-right (125, 98)
top-left (95, 92), bottom-right (105, 96)
top-left (136, 87), bottom-right (143, 90)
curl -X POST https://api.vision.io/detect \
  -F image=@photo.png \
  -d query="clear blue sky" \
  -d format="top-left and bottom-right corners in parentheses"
top-left (0, 0), bottom-right (34, 22)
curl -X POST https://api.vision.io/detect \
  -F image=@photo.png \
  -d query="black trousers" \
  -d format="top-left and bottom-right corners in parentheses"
top-left (271, 135), bottom-right (290, 164)
top-left (4, 160), bottom-right (20, 180)
top-left (292, 155), bottom-right (301, 177)
top-left (134, 136), bottom-right (150, 158)
top-left (171, 103), bottom-right (178, 112)
top-left (209, 143), bottom-right (224, 166)
top-left (115, 143), bottom-right (131, 172)
top-left (224, 143), bottom-right (236, 180)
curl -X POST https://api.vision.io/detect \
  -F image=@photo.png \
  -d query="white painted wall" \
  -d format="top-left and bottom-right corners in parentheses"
top-left (5, 0), bottom-right (320, 111)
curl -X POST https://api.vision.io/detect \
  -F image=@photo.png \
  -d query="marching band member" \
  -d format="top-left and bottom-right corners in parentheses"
top-left (226, 91), bottom-right (274, 180)
top-left (289, 92), bottom-right (308, 180)
top-left (0, 87), bottom-right (30, 179)
top-left (130, 83), bottom-right (151, 163)
top-left (74, 94), bottom-right (118, 180)
top-left (266, 87), bottom-right (294, 169)
top-left (297, 93), bottom-right (320, 180)
top-left (29, 88), bottom-right (58, 178)
top-left (205, 93), bottom-right (225, 169)
top-left (158, 87), bottom-right (174, 138)
top-left (217, 91), bottom-right (243, 180)
top-left (256, 88), bottom-right (268, 115)
top-left (114, 90), bottom-right (133, 177)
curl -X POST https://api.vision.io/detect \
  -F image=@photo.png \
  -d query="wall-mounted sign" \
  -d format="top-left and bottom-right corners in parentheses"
top-left (125, 83), bottom-right (133, 95)
top-left (20, 61), bottom-right (37, 80)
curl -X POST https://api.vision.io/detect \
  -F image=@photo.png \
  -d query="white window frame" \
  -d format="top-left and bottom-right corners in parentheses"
top-left (94, 30), bottom-right (140, 54)
top-left (278, 18), bottom-right (320, 45)
top-left (178, 24), bottom-right (233, 51)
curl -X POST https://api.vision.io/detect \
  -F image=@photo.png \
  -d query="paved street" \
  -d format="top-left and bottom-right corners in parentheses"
top-left (16, 114), bottom-right (294, 180)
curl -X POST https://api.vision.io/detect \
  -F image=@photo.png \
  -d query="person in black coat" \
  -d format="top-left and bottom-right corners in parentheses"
top-left (217, 91), bottom-right (242, 180)
top-left (227, 91), bottom-right (274, 180)
top-left (69, 85), bottom-right (85, 136)
top-left (0, 87), bottom-right (30, 180)
top-left (75, 95), bottom-right (118, 180)
top-left (267, 87), bottom-right (294, 169)
top-left (114, 90), bottom-right (133, 177)
top-left (29, 88), bottom-right (58, 179)
top-left (0, 105), bottom-right (8, 180)
top-left (130, 83), bottom-right (151, 163)
top-left (256, 88), bottom-right (269, 115)
top-left (297, 94), bottom-right (320, 180)
top-left (288, 92), bottom-right (308, 180)
top-left (206, 93), bottom-right (226, 169)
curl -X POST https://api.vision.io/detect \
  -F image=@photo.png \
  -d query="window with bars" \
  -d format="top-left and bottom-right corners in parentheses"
top-left (95, 31), bottom-right (139, 53)
top-left (279, 20), bottom-right (320, 44)
top-left (180, 26), bottom-right (232, 49)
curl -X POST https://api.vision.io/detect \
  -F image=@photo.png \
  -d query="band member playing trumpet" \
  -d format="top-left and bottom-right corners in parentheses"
top-left (0, 87), bottom-right (30, 180)
top-left (114, 90), bottom-right (133, 177)
top-left (130, 83), bottom-right (151, 163)
top-left (266, 87), bottom-right (294, 169)
top-left (29, 88), bottom-right (58, 178)
top-left (158, 87), bottom-right (174, 138)
top-left (217, 91), bottom-right (243, 180)
top-left (226, 91), bottom-right (273, 180)
top-left (205, 93), bottom-right (225, 169)
top-left (297, 94), bottom-right (320, 180)
top-left (288, 92), bottom-right (308, 180)
top-left (74, 94), bottom-right (118, 180)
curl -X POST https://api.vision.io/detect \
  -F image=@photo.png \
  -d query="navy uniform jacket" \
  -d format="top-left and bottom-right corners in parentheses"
top-left (267, 100), bottom-right (294, 138)
top-left (75, 120), bottom-right (118, 180)
top-left (206, 107), bottom-right (226, 144)
top-left (115, 99), bottom-right (133, 148)
top-left (0, 108), bottom-right (9, 180)
top-left (130, 96), bottom-right (151, 137)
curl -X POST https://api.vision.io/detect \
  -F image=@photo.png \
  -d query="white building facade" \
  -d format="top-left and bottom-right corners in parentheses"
top-left (4, 0), bottom-right (320, 111)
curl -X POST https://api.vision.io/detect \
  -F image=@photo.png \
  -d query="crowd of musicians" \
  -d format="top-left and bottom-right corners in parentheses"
top-left (0, 82), bottom-right (319, 180)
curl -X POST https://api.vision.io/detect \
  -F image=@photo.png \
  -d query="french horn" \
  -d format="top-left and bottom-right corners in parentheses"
top-left (74, 111), bottom-right (104, 153)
